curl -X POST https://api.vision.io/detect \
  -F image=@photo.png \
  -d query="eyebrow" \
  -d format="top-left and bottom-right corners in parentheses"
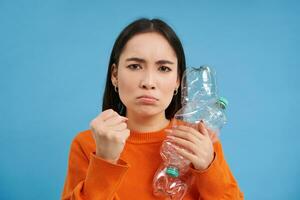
top-left (125, 57), bottom-right (174, 65)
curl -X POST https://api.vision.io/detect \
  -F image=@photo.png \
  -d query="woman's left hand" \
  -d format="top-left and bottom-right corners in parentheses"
top-left (165, 122), bottom-right (215, 171)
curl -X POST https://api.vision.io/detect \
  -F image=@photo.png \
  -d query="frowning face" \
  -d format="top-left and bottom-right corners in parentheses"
top-left (111, 32), bottom-right (179, 119)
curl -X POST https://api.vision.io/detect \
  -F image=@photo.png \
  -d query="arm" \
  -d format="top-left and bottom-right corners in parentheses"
top-left (61, 136), bottom-right (129, 200)
top-left (191, 141), bottom-right (244, 200)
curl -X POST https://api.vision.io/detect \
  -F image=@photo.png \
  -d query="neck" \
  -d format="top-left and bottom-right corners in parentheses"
top-left (126, 111), bottom-right (170, 133)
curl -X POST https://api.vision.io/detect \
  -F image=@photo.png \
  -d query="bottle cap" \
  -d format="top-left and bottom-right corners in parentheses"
top-left (166, 167), bottom-right (179, 177)
top-left (218, 97), bottom-right (228, 109)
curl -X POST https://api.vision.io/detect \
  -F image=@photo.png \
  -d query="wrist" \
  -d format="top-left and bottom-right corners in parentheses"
top-left (95, 150), bottom-right (119, 164)
top-left (193, 152), bottom-right (216, 172)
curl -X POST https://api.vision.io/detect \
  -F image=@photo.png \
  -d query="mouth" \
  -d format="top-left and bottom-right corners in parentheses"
top-left (137, 95), bottom-right (158, 104)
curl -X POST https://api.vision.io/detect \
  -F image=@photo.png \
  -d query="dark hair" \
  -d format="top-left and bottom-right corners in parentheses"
top-left (102, 18), bottom-right (186, 119)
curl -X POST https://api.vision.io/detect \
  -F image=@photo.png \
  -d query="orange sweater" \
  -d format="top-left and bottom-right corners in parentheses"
top-left (62, 121), bottom-right (244, 200)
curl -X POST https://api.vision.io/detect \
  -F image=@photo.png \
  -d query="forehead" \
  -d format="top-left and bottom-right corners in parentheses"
top-left (120, 32), bottom-right (177, 61)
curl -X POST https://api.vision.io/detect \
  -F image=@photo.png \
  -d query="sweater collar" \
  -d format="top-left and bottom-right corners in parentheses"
top-left (126, 119), bottom-right (173, 144)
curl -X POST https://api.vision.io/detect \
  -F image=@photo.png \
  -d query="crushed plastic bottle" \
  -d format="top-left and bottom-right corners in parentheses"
top-left (181, 65), bottom-right (217, 105)
top-left (198, 97), bottom-right (228, 134)
top-left (153, 66), bottom-right (228, 200)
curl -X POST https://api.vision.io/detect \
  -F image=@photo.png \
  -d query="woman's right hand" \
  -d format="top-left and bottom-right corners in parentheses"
top-left (89, 109), bottom-right (130, 164)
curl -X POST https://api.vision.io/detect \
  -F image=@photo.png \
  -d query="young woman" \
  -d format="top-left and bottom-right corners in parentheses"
top-left (62, 18), bottom-right (244, 200)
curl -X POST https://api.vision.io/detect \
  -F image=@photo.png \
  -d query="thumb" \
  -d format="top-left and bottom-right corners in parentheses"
top-left (198, 120), bottom-right (209, 136)
top-left (121, 116), bottom-right (128, 122)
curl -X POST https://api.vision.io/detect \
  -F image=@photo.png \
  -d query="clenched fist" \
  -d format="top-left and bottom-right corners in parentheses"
top-left (89, 109), bottom-right (130, 164)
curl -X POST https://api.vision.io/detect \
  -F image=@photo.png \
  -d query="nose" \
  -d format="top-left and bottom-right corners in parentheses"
top-left (139, 70), bottom-right (156, 90)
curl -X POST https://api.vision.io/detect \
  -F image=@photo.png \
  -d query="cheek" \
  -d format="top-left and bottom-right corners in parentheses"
top-left (160, 76), bottom-right (178, 93)
top-left (159, 76), bottom-right (178, 104)
top-left (117, 73), bottom-right (137, 103)
top-left (119, 78), bottom-right (135, 91)
top-left (118, 68), bottom-right (135, 90)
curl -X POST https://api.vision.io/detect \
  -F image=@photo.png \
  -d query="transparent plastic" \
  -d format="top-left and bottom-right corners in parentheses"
top-left (152, 66), bottom-right (228, 200)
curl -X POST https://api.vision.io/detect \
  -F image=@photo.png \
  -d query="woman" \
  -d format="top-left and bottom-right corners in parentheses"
top-left (62, 18), bottom-right (244, 200)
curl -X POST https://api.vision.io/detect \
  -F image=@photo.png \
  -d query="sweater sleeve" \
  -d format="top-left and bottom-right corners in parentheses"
top-left (190, 141), bottom-right (244, 200)
top-left (61, 136), bottom-right (129, 200)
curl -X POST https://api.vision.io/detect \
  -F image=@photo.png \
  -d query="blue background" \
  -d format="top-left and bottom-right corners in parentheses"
top-left (1, 0), bottom-right (299, 199)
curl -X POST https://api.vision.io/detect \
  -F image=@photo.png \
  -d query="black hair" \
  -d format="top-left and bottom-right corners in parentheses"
top-left (102, 18), bottom-right (186, 119)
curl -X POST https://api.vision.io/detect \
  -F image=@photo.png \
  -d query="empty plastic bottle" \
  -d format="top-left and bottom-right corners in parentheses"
top-left (198, 97), bottom-right (228, 134)
top-left (153, 66), bottom-right (228, 200)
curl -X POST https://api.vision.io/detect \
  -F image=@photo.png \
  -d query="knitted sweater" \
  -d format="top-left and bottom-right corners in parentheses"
top-left (62, 121), bottom-right (244, 200)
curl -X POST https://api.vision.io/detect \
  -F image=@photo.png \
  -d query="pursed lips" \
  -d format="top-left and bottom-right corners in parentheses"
top-left (137, 95), bottom-right (158, 100)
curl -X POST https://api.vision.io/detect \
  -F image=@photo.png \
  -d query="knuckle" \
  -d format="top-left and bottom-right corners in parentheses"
top-left (186, 134), bottom-right (192, 141)
top-left (187, 127), bottom-right (194, 132)
top-left (120, 122), bottom-right (127, 129)
top-left (105, 109), bottom-right (113, 114)
top-left (111, 109), bottom-right (117, 115)
top-left (89, 119), bottom-right (97, 127)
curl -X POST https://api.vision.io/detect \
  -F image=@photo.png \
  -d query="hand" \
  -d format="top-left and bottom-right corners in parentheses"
top-left (89, 109), bottom-right (130, 164)
top-left (165, 122), bottom-right (215, 171)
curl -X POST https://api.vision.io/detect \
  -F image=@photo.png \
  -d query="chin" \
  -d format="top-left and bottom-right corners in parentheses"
top-left (133, 107), bottom-right (165, 118)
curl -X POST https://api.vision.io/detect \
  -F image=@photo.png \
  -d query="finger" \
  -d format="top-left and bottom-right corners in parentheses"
top-left (166, 128), bottom-right (204, 144)
top-left (172, 145), bottom-right (198, 164)
top-left (111, 122), bottom-right (127, 131)
top-left (173, 145), bottom-right (209, 171)
top-left (174, 125), bottom-right (206, 140)
top-left (113, 129), bottom-right (130, 140)
top-left (105, 115), bottom-right (128, 126)
top-left (106, 131), bottom-right (130, 144)
top-left (101, 109), bottom-right (118, 121)
top-left (198, 121), bottom-right (209, 136)
top-left (210, 132), bottom-right (219, 143)
top-left (167, 135), bottom-right (199, 154)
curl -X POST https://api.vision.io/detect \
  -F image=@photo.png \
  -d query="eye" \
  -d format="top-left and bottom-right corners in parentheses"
top-left (127, 64), bottom-right (142, 70)
top-left (158, 66), bottom-right (172, 72)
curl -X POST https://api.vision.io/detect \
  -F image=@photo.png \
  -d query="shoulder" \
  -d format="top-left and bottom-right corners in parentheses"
top-left (70, 129), bottom-right (95, 154)
top-left (73, 129), bottom-right (94, 142)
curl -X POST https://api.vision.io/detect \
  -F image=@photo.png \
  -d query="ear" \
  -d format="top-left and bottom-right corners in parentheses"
top-left (111, 64), bottom-right (118, 87)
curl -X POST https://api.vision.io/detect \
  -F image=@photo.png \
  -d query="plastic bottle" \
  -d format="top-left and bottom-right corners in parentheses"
top-left (181, 65), bottom-right (217, 105)
top-left (152, 66), bottom-right (228, 200)
top-left (152, 97), bottom-right (228, 199)
top-left (198, 97), bottom-right (228, 134)
top-left (152, 151), bottom-right (191, 199)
